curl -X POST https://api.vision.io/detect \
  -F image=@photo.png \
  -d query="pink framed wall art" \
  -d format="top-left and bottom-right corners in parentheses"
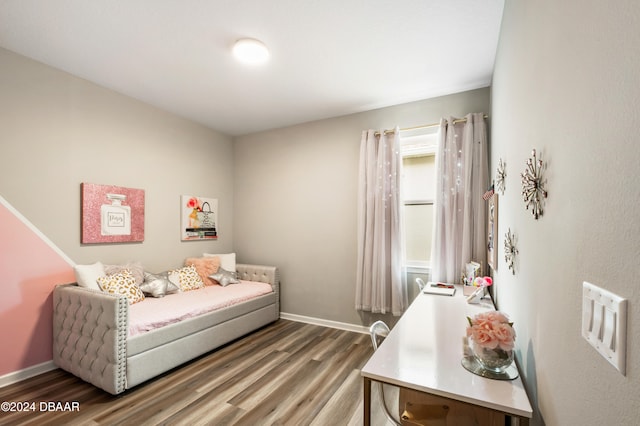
top-left (81, 183), bottom-right (145, 244)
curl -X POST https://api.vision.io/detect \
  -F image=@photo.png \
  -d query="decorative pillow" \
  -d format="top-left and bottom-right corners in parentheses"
top-left (74, 261), bottom-right (105, 291)
top-left (168, 264), bottom-right (205, 292)
top-left (209, 267), bottom-right (240, 287)
top-left (203, 252), bottom-right (236, 272)
top-left (140, 272), bottom-right (180, 298)
top-left (105, 261), bottom-right (145, 285)
top-left (184, 256), bottom-right (221, 286)
top-left (97, 269), bottom-right (145, 304)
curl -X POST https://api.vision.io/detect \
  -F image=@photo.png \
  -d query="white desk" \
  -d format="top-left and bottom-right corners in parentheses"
top-left (361, 287), bottom-right (532, 425)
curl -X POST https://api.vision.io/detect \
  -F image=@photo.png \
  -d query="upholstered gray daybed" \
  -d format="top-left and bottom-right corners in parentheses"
top-left (52, 263), bottom-right (279, 395)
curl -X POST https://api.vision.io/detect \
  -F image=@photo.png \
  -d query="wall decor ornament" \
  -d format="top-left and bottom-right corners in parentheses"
top-left (504, 228), bottom-right (518, 275)
top-left (81, 183), bottom-right (145, 244)
top-left (521, 149), bottom-right (547, 219)
top-left (495, 158), bottom-right (506, 195)
top-left (181, 195), bottom-right (218, 241)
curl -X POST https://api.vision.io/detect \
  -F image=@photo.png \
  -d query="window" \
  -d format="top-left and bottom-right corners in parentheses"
top-left (401, 131), bottom-right (438, 270)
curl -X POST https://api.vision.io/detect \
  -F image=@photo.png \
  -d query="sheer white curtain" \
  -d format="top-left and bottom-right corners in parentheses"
top-left (431, 113), bottom-right (488, 283)
top-left (355, 128), bottom-right (407, 316)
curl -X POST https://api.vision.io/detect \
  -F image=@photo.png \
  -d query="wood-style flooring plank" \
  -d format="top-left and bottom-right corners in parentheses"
top-left (277, 342), bottom-right (372, 425)
top-left (0, 319), bottom-right (394, 426)
top-left (311, 368), bottom-right (363, 426)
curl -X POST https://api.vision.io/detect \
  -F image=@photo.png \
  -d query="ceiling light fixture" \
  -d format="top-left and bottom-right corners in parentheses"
top-left (232, 38), bottom-right (269, 65)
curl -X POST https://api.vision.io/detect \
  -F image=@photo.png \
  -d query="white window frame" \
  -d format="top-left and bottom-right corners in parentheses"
top-left (401, 130), bottom-right (438, 273)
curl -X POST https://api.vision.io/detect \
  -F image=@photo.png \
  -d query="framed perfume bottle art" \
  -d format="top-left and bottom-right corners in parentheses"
top-left (101, 193), bottom-right (131, 236)
top-left (81, 183), bottom-right (145, 244)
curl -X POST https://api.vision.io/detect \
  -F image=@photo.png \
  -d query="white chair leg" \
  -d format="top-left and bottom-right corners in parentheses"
top-left (369, 321), bottom-right (401, 426)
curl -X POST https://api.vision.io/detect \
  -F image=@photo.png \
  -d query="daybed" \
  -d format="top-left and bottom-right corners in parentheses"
top-left (52, 263), bottom-right (279, 395)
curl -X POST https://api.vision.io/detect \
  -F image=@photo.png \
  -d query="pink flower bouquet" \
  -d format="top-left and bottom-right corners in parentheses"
top-left (466, 311), bottom-right (515, 351)
top-left (466, 311), bottom-right (516, 372)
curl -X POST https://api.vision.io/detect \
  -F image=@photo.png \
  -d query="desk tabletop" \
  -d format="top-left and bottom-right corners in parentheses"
top-left (361, 287), bottom-right (533, 418)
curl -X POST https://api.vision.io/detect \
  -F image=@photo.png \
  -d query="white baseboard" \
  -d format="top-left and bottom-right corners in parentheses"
top-left (0, 361), bottom-right (56, 389)
top-left (280, 312), bottom-right (369, 334)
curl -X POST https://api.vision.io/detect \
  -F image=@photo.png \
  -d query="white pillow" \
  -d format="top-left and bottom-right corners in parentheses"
top-left (203, 252), bottom-right (236, 272)
top-left (74, 261), bottom-right (105, 291)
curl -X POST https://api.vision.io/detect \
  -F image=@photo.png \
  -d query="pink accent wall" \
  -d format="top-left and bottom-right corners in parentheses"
top-left (0, 203), bottom-right (74, 376)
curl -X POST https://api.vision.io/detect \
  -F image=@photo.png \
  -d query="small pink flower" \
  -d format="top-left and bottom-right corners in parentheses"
top-left (186, 197), bottom-right (201, 210)
top-left (473, 276), bottom-right (493, 287)
top-left (493, 322), bottom-right (516, 350)
top-left (470, 327), bottom-right (499, 349)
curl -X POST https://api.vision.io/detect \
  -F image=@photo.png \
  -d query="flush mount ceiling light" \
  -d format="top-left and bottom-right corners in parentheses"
top-left (232, 38), bottom-right (269, 65)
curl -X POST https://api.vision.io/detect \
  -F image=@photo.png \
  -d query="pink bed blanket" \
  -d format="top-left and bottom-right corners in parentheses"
top-left (128, 280), bottom-right (273, 337)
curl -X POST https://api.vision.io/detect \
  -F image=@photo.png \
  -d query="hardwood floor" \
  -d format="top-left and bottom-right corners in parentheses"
top-left (0, 320), bottom-right (398, 426)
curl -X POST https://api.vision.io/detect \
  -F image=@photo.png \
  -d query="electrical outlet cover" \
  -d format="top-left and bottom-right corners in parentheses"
top-left (582, 281), bottom-right (627, 375)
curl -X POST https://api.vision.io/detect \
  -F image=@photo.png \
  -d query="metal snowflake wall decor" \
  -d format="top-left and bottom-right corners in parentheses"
top-left (521, 149), bottom-right (548, 219)
top-left (495, 158), bottom-right (506, 195)
top-left (504, 228), bottom-right (518, 274)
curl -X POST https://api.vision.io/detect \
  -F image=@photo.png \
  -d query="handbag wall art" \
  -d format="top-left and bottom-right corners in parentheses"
top-left (181, 195), bottom-right (218, 241)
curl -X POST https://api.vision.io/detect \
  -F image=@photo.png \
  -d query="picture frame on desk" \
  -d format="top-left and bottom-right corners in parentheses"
top-left (463, 261), bottom-right (482, 284)
top-left (463, 261), bottom-right (482, 295)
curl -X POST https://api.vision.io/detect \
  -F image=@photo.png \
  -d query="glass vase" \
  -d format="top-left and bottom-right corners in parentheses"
top-left (470, 339), bottom-right (514, 373)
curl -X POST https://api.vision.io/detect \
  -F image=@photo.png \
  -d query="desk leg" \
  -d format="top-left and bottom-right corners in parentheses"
top-left (363, 377), bottom-right (371, 426)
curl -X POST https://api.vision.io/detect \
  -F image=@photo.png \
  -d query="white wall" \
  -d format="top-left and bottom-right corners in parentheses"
top-left (0, 48), bottom-right (235, 272)
top-left (233, 89), bottom-right (490, 326)
top-left (491, 1), bottom-right (640, 425)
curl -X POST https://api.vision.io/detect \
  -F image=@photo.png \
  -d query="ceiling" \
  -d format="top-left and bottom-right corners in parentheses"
top-left (0, 0), bottom-right (504, 136)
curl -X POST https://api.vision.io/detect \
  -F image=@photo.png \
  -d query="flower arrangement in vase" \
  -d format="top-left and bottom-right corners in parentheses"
top-left (466, 311), bottom-right (516, 373)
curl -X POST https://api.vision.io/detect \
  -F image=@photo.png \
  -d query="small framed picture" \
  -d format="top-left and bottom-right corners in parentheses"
top-left (487, 194), bottom-right (498, 270)
top-left (181, 195), bottom-right (218, 241)
top-left (462, 261), bottom-right (482, 286)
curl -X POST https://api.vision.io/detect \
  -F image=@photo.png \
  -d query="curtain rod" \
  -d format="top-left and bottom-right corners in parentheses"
top-left (375, 114), bottom-right (489, 136)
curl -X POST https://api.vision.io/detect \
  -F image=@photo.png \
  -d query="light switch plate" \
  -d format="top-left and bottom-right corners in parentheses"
top-left (582, 281), bottom-right (627, 375)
